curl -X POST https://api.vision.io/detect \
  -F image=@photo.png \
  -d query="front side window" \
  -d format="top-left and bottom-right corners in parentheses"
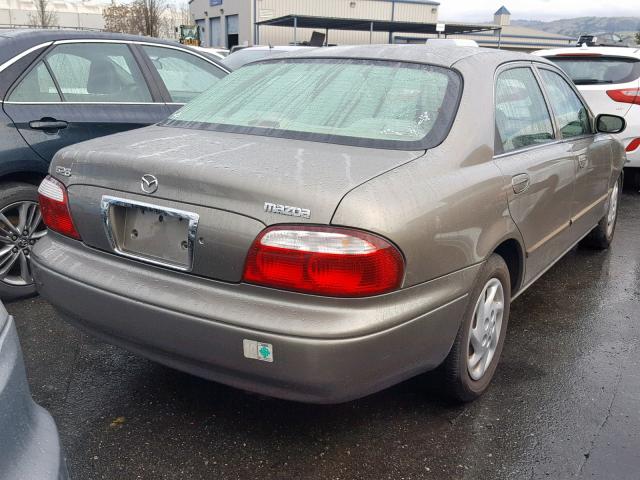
top-left (495, 67), bottom-right (555, 154)
top-left (142, 46), bottom-right (226, 104)
top-left (164, 59), bottom-right (462, 149)
top-left (8, 61), bottom-right (61, 102)
top-left (44, 43), bottom-right (152, 103)
top-left (539, 69), bottom-right (591, 138)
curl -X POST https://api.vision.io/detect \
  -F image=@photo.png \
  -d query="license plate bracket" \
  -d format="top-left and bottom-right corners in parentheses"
top-left (101, 196), bottom-right (199, 271)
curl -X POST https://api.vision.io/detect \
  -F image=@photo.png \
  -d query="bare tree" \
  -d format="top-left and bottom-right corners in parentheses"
top-left (103, 3), bottom-right (140, 35)
top-left (104, 0), bottom-right (171, 38)
top-left (29, 0), bottom-right (58, 28)
top-left (134, 0), bottom-right (167, 38)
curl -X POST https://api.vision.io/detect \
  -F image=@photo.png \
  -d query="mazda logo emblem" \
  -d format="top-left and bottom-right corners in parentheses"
top-left (141, 174), bottom-right (159, 194)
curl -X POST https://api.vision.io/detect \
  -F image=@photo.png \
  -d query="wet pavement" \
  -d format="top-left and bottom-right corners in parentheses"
top-left (7, 188), bottom-right (640, 480)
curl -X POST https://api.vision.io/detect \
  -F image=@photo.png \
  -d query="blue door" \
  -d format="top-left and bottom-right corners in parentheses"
top-left (209, 17), bottom-right (221, 48)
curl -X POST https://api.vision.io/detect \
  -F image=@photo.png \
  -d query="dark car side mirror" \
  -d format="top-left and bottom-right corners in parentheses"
top-left (596, 114), bottom-right (626, 134)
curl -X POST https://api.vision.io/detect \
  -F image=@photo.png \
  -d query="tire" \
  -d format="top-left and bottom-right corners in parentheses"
top-left (442, 254), bottom-right (511, 402)
top-left (580, 175), bottom-right (622, 250)
top-left (625, 168), bottom-right (640, 191)
top-left (0, 181), bottom-right (45, 302)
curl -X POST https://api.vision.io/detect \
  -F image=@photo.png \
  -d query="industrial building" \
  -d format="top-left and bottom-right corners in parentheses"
top-left (189, 1), bottom-right (575, 51)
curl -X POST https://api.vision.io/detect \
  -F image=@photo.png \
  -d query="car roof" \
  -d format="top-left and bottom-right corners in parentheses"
top-left (273, 44), bottom-right (550, 69)
top-left (0, 29), bottom-right (190, 65)
top-left (533, 46), bottom-right (640, 59)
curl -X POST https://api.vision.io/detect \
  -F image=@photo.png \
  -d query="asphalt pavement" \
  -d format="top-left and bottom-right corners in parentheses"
top-left (7, 188), bottom-right (640, 480)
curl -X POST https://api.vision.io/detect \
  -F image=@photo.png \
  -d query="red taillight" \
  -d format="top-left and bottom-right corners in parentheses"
top-left (606, 88), bottom-right (640, 105)
top-left (37, 175), bottom-right (81, 240)
top-left (626, 138), bottom-right (640, 152)
top-left (243, 226), bottom-right (404, 297)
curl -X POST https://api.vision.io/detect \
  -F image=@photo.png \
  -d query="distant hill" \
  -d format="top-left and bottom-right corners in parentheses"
top-left (512, 17), bottom-right (640, 44)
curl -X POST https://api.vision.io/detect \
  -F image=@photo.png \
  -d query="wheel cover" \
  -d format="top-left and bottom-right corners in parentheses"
top-left (467, 278), bottom-right (504, 381)
top-left (0, 201), bottom-right (46, 287)
top-left (606, 180), bottom-right (619, 238)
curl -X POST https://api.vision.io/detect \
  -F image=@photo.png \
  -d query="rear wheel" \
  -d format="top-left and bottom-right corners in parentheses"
top-left (580, 175), bottom-right (622, 250)
top-left (0, 182), bottom-right (46, 301)
top-left (442, 254), bottom-right (511, 402)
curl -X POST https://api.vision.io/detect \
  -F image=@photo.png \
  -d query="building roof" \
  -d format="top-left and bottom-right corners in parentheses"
top-left (256, 15), bottom-right (500, 36)
top-left (494, 6), bottom-right (511, 15)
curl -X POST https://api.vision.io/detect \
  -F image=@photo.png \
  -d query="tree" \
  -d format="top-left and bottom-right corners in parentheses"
top-left (29, 0), bottom-right (58, 28)
top-left (636, 32), bottom-right (640, 45)
top-left (103, 3), bottom-right (139, 35)
top-left (134, 0), bottom-right (166, 38)
top-left (103, 0), bottom-right (169, 38)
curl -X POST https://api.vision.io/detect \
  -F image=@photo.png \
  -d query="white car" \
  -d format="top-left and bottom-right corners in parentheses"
top-left (534, 46), bottom-right (640, 186)
top-left (222, 45), bottom-right (316, 70)
top-left (192, 46), bottom-right (229, 60)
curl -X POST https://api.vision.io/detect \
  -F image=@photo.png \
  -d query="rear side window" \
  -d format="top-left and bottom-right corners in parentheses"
top-left (45, 43), bottom-right (152, 103)
top-left (142, 46), bottom-right (225, 104)
top-left (495, 67), bottom-right (555, 154)
top-left (539, 69), bottom-right (591, 138)
top-left (549, 56), bottom-right (640, 85)
top-left (165, 58), bottom-right (462, 150)
top-left (8, 61), bottom-right (61, 102)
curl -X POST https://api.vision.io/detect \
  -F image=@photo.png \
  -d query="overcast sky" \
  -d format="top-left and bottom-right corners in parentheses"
top-left (437, 1), bottom-right (640, 22)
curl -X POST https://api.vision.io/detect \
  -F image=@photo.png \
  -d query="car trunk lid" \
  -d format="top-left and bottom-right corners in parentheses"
top-left (55, 126), bottom-right (424, 225)
top-left (55, 126), bottom-right (424, 282)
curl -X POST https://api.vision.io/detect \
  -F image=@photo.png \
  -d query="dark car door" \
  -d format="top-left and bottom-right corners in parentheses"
top-left (137, 44), bottom-right (228, 115)
top-left (2, 41), bottom-right (170, 162)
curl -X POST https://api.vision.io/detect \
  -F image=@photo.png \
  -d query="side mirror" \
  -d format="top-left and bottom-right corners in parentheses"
top-left (596, 114), bottom-right (626, 134)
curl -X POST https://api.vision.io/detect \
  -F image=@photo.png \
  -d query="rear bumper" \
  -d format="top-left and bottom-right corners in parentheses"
top-left (623, 147), bottom-right (640, 168)
top-left (32, 234), bottom-right (478, 403)
top-left (0, 309), bottom-right (68, 480)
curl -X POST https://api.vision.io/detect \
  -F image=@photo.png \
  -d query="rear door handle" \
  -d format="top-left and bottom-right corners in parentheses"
top-left (29, 119), bottom-right (68, 132)
top-left (512, 174), bottom-right (530, 194)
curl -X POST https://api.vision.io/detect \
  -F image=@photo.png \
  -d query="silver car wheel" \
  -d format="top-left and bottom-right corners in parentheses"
top-left (0, 201), bottom-right (46, 287)
top-left (606, 180), bottom-right (619, 238)
top-left (467, 278), bottom-right (504, 381)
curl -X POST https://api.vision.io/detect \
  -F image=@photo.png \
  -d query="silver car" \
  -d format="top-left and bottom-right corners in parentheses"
top-left (31, 45), bottom-right (626, 403)
top-left (0, 302), bottom-right (68, 479)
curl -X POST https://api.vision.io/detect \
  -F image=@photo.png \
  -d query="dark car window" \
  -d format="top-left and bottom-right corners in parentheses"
top-left (539, 69), bottom-right (591, 138)
top-left (164, 58), bottom-right (462, 150)
top-left (495, 67), bottom-right (555, 154)
top-left (142, 46), bottom-right (226, 104)
top-left (44, 43), bottom-right (152, 103)
top-left (548, 56), bottom-right (640, 85)
top-left (8, 61), bottom-right (61, 102)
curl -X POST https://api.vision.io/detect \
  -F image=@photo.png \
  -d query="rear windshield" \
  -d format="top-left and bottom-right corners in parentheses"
top-left (549, 56), bottom-right (640, 85)
top-left (163, 58), bottom-right (462, 150)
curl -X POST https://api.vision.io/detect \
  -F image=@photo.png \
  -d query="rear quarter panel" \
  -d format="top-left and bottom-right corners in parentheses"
top-left (332, 54), bottom-right (522, 287)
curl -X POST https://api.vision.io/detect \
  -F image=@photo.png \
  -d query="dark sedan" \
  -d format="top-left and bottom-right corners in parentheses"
top-left (0, 29), bottom-right (229, 300)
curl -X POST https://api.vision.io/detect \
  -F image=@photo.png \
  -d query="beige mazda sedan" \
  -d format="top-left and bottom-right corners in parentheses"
top-left (31, 45), bottom-right (626, 403)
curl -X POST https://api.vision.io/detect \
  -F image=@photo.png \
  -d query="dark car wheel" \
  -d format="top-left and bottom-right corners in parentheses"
top-left (442, 253), bottom-right (511, 402)
top-left (0, 182), bottom-right (46, 301)
top-left (580, 175), bottom-right (622, 250)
